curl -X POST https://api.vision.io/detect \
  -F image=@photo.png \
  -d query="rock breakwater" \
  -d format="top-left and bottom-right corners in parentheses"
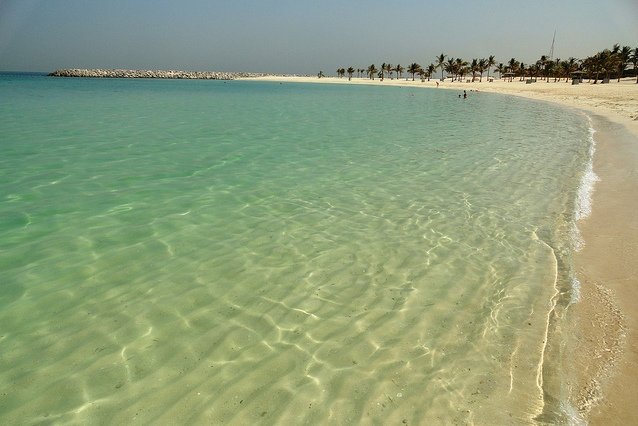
top-left (48, 69), bottom-right (269, 80)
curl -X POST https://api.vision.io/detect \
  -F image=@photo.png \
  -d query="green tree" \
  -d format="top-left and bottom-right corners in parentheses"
top-left (455, 58), bottom-right (468, 81)
top-left (594, 49), bottom-right (615, 82)
top-left (417, 67), bottom-right (427, 81)
top-left (384, 63), bottom-right (393, 79)
top-left (616, 45), bottom-right (632, 81)
top-left (394, 64), bottom-right (404, 80)
top-left (445, 58), bottom-right (455, 81)
top-left (553, 58), bottom-right (561, 82)
top-left (478, 58), bottom-right (487, 82)
top-left (367, 64), bottom-right (378, 80)
top-left (508, 58), bottom-right (519, 81)
top-left (631, 47), bottom-right (638, 83)
top-left (347, 67), bottom-right (355, 81)
top-left (427, 63), bottom-right (435, 81)
top-left (470, 58), bottom-right (479, 81)
top-left (563, 57), bottom-right (579, 82)
top-left (537, 55), bottom-right (548, 81)
top-left (436, 53), bottom-right (447, 81)
top-left (518, 63), bottom-right (526, 81)
top-left (486, 55), bottom-right (496, 80)
top-left (407, 62), bottom-right (421, 81)
top-left (588, 52), bottom-right (604, 83)
top-left (380, 62), bottom-right (387, 81)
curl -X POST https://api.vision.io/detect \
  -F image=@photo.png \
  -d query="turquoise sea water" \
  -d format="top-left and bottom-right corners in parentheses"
top-left (0, 74), bottom-right (593, 424)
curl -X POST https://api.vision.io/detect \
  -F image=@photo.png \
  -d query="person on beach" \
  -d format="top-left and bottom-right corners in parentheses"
top-left (436, 81), bottom-right (439, 87)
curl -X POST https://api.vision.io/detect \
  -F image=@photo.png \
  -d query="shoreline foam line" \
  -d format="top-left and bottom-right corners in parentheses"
top-left (532, 231), bottom-right (561, 420)
top-left (575, 117), bottom-right (600, 224)
top-left (570, 115), bottom-right (600, 305)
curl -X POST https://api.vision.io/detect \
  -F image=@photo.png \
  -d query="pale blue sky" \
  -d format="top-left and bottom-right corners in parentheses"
top-left (1, 0), bottom-right (636, 73)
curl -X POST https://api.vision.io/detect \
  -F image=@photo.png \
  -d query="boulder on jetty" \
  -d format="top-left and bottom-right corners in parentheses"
top-left (48, 69), bottom-right (270, 80)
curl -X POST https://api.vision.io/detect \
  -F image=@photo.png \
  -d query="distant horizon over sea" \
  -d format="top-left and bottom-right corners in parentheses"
top-left (0, 73), bottom-right (594, 423)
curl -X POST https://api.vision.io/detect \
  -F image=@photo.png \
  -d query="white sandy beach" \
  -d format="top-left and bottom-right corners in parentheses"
top-left (246, 74), bottom-right (638, 424)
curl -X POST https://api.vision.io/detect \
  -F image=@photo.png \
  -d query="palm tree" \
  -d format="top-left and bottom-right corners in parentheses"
top-left (553, 58), bottom-right (561, 82)
top-left (595, 49), bottom-right (615, 82)
top-left (536, 55), bottom-right (548, 80)
top-left (546, 60), bottom-right (556, 82)
top-left (317, 70), bottom-right (325, 79)
top-left (384, 63), bottom-right (393, 80)
top-left (519, 63), bottom-right (526, 81)
top-left (589, 52), bottom-right (605, 83)
top-left (478, 58), bottom-right (487, 82)
top-left (394, 64), bottom-right (404, 80)
top-left (562, 57), bottom-right (578, 82)
top-left (631, 47), bottom-right (638, 83)
top-left (436, 53), bottom-right (446, 81)
top-left (581, 56), bottom-right (593, 82)
top-left (495, 63), bottom-right (504, 79)
top-left (455, 58), bottom-right (468, 81)
top-left (445, 58), bottom-right (456, 81)
top-left (407, 62), bottom-right (421, 81)
top-left (367, 64), bottom-right (377, 80)
top-left (347, 67), bottom-right (355, 81)
top-left (470, 58), bottom-right (478, 82)
top-left (559, 60), bottom-right (570, 82)
top-left (427, 63), bottom-right (435, 81)
top-left (508, 58), bottom-right (519, 81)
top-left (486, 55), bottom-right (496, 80)
top-left (616, 45), bottom-right (632, 81)
top-left (380, 63), bottom-right (387, 81)
top-left (418, 67), bottom-right (428, 82)
top-left (528, 63), bottom-right (536, 80)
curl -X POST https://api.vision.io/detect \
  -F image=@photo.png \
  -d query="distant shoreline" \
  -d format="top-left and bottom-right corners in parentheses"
top-left (48, 68), bottom-right (307, 80)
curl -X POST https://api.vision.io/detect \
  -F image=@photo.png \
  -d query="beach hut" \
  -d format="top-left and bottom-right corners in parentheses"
top-left (570, 70), bottom-right (585, 84)
top-left (502, 72), bottom-right (515, 82)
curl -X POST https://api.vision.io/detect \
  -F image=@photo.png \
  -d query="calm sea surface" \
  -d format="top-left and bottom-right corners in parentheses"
top-left (0, 74), bottom-right (593, 424)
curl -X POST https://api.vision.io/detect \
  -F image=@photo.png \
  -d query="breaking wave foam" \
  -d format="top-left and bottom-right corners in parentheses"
top-left (573, 117), bottom-right (600, 252)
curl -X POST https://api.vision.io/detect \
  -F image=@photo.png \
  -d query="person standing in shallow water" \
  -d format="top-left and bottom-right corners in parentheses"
top-left (463, 90), bottom-right (467, 99)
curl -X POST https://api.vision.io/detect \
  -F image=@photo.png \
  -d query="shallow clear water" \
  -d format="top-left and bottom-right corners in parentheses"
top-left (0, 75), bottom-right (592, 424)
